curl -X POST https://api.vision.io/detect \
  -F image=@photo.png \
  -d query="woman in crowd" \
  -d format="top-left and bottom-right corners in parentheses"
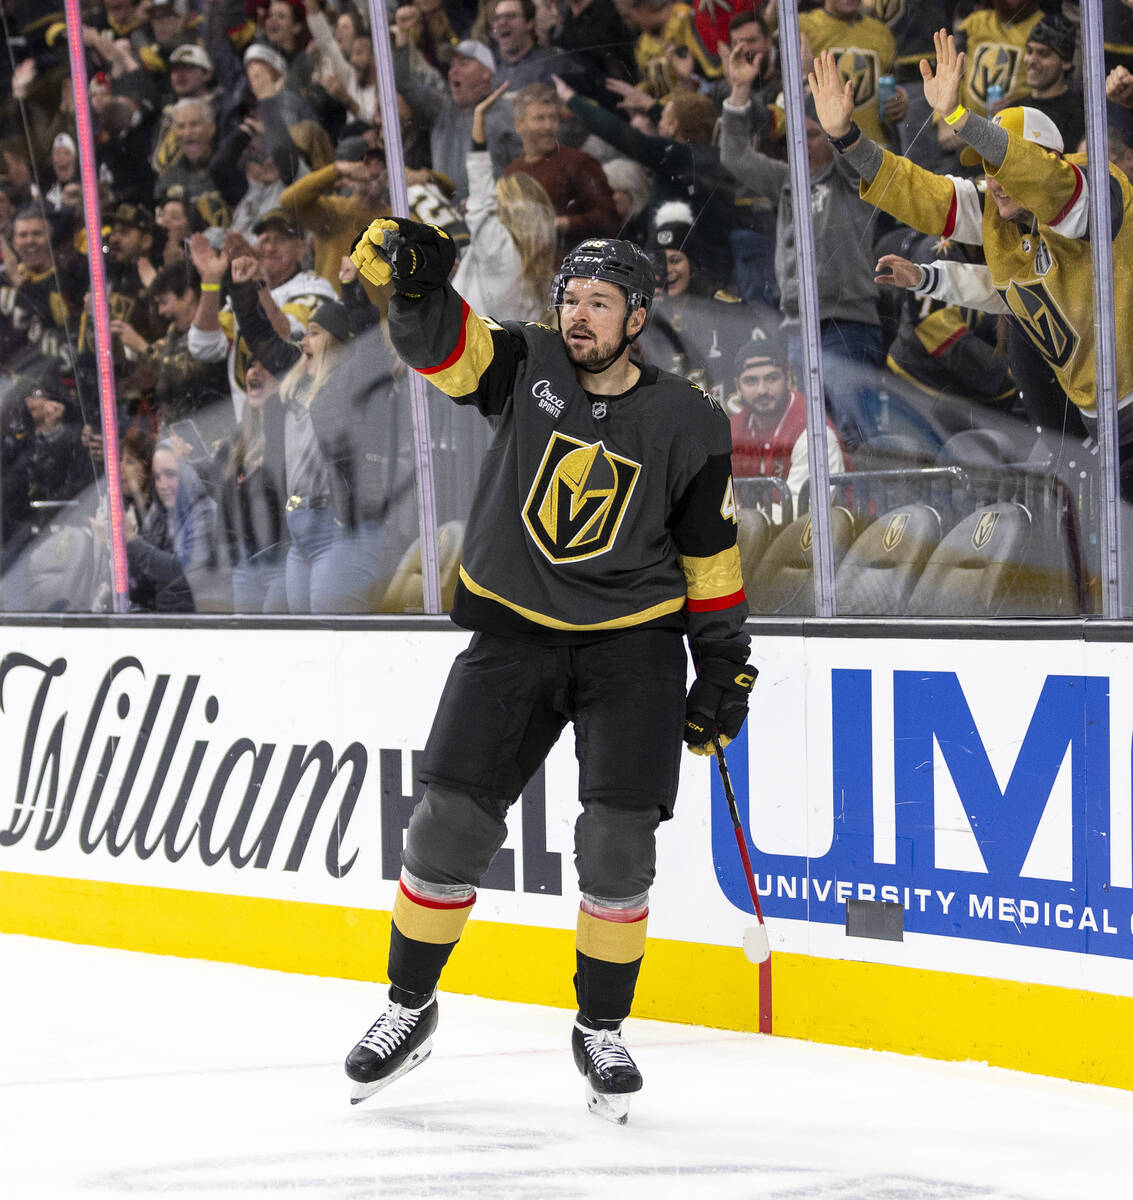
top-left (229, 253), bottom-right (400, 613)
top-left (452, 83), bottom-right (558, 322)
top-left (213, 352), bottom-right (290, 614)
top-left (94, 431), bottom-right (222, 612)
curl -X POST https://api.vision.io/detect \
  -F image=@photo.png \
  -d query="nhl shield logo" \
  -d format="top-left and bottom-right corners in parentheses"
top-left (882, 511), bottom-right (909, 552)
top-left (971, 510), bottom-right (1000, 550)
top-left (523, 432), bottom-right (641, 563)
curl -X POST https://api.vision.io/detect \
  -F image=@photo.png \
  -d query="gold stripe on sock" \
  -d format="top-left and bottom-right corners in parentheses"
top-left (392, 882), bottom-right (475, 946)
top-left (576, 909), bottom-right (648, 964)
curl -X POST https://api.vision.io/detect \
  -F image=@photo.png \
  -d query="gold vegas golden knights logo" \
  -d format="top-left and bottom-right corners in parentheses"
top-left (834, 48), bottom-right (879, 105)
top-left (971, 510), bottom-right (1000, 550)
top-left (522, 432), bottom-right (641, 563)
top-left (969, 43), bottom-right (1021, 104)
top-left (800, 516), bottom-right (814, 552)
top-left (1004, 280), bottom-right (1078, 370)
top-left (873, 0), bottom-right (906, 23)
top-left (882, 511), bottom-right (909, 551)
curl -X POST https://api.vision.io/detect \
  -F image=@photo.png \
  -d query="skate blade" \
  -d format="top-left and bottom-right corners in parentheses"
top-left (348, 1039), bottom-right (433, 1106)
top-left (585, 1081), bottom-right (631, 1126)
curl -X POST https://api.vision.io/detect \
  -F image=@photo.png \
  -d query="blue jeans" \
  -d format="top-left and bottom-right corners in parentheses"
top-left (285, 506), bottom-right (384, 614)
top-left (789, 321), bottom-right (886, 449)
top-left (730, 228), bottom-right (780, 308)
top-left (232, 545), bottom-right (288, 614)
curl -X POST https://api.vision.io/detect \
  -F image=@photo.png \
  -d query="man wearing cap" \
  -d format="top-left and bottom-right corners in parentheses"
top-left (342, 217), bottom-right (752, 1123)
top-left (244, 41), bottom-right (334, 182)
top-left (812, 33), bottom-right (1133, 486)
top-left (151, 43), bottom-right (216, 174)
top-left (1022, 12), bottom-right (1085, 153)
top-left (392, 33), bottom-right (521, 201)
top-left (186, 208), bottom-right (336, 419)
top-left (721, 46), bottom-right (885, 448)
top-left (78, 203), bottom-right (165, 363)
top-left (729, 335), bottom-right (846, 506)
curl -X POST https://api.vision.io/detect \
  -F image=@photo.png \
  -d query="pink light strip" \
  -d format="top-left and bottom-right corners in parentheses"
top-left (63, 0), bottom-right (130, 610)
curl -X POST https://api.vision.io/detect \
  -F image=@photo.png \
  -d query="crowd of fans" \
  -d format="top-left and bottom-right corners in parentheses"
top-left (0, 0), bottom-right (1130, 614)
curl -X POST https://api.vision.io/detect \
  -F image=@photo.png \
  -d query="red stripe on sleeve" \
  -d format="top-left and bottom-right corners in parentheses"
top-left (1050, 165), bottom-right (1085, 229)
top-left (419, 299), bottom-right (470, 376)
top-left (942, 187), bottom-right (958, 237)
top-left (931, 328), bottom-right (967, 358)
top-left (687, 588), bottom-right (746, 613)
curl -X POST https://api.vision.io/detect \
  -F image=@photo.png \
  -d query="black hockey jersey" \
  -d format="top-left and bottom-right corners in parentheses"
top-left (387, 285), bottom-right (749, 660)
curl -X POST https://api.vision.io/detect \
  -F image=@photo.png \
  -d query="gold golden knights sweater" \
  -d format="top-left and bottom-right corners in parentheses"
top-left (388, 283), bottom-right (749, 661)
top-left (858, 133), bottom-right (1133, 415)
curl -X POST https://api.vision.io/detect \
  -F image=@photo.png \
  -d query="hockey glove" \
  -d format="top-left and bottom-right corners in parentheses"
top-left (683, 659), bottom-right (758, 756)
top-left (349, 217), bottom-right (456, 297)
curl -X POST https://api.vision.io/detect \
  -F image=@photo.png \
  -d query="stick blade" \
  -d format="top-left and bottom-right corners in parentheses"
top-left (742, 923), bottom-right (770, 964)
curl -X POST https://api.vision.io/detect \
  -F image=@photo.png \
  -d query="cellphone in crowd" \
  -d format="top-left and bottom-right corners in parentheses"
top-left (169, 418), bottom-right (208, 462)
top-left (878, 74), bottom-right (896, 108)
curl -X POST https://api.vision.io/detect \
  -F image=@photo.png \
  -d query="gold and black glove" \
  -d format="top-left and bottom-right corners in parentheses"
top-left (683, 660), bottom-right (757, 756)
top-left (349, 217), bottom-right (456, 297)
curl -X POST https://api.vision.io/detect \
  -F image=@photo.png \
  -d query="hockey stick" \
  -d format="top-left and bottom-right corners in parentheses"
top-left (712, 735), bottom-right (771, 964)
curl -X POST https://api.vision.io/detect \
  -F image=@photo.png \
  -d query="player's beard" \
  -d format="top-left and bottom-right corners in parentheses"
top-left (563, 326), bottom-right (623, 371)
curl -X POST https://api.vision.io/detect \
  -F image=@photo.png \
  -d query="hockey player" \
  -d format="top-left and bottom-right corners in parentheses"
top-left (343, 221), bottom-right (755, 1123)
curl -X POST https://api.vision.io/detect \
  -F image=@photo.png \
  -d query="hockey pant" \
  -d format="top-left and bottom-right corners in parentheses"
top-left (387, 629), bottom-right (687, 1026)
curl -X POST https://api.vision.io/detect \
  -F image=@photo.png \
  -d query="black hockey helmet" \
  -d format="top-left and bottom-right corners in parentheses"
top-left (551, 238), bottom-right (656, 316)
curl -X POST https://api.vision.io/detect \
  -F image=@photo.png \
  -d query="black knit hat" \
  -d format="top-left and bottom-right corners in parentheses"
top-left (309, 301), bottom-right (351, 344)
top-left (1029, 12), bottom-right (1076, 64)
top-left (734, 330), bottom-right (787, 377)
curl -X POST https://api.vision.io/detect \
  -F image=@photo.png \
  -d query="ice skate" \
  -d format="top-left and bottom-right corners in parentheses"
top-left (572, 1020), bottom-right (643, 1125)
top-left (345, 994), bottom-right (438, 1105)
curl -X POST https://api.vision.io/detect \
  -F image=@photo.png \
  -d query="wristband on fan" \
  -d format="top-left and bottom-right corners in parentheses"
top-left (827, 121), bottom-right (861, 152)
top-left (943, 103), bottom-right (967, 126)
top-left (201, 282), bottom-right (221, 293)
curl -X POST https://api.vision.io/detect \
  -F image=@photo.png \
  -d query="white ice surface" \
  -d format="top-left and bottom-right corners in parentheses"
top-left (2, 933), bottom-right (1129, 1199)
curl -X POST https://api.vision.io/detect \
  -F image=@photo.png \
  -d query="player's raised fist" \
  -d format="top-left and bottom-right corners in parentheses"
top-left (349, 217), bottom-right (456, 296)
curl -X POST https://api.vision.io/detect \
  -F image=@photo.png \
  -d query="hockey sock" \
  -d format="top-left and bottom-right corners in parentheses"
top-left (574, 893), bottom-right (649, 1028)
top-left (387, 869), bottom-right (476, 1003)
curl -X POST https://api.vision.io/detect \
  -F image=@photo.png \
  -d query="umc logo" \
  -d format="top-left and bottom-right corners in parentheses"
top-left (712, 670), bottom-right (1131, 959)
top-left (522, 432), bottom-right (640, 562)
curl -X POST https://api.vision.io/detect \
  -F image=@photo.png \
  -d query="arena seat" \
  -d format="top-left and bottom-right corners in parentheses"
top-left (736, 507), bottom-right (773, 593)
top-left (935, 427), bottom-right (1027, 467)
top-left (378, 520), bottom-right (465, 613)
top-left (906, 502), bottom-right (1037, 617)
top-left (745, 507), bottom-right (855, 616)
top-left (834, 504), bottom-right (943, 615)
